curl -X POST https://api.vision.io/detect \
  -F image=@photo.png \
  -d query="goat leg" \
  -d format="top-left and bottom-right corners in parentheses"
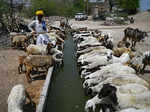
top-left (142, 64), bottom-right (146, 74)
top-left (131, 40), bottom-right (135, 51)
top-left (18, 64), bottom-right (22, 74)
top-left (133, 41), bottom-right (137, 49)
top-left (26, 66), bottom-right (32, 83)
top-left (25, 90), bottom-right (35, 106)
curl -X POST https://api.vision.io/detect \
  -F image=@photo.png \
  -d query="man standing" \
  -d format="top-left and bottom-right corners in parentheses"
top-left (28, 9), bottom-right (50, 45)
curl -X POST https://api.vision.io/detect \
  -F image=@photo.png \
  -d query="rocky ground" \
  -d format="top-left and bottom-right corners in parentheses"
top-left (0, 11), bottom-right (150, 112)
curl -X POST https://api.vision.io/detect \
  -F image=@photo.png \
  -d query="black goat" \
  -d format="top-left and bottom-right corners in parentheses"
top-left (98, 84), bottom-right (119, 112)
top-left (142, 51), bottom-right (150, 73)
top-left (123, 27), bottom-right (148, 50)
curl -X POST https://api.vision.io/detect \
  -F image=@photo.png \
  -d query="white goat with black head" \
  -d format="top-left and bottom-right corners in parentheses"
top-left (84, 63), bottom-right (135, 79)
top-left (79, 50), bottom-right (131, 76)
top-left (85, 83), bottom-right (150, 112)
top-left (83, 74), bottom-right (138, 89)
top-left (87, 74), bottom-right (149, 95)
top-left (107, 50), bottom-right (131, 64)
top-left (85, 84), bottom-right (118, 112)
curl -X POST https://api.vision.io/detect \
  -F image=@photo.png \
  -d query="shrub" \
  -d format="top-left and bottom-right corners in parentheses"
top-left (116, 0), bottom-right (139, 14)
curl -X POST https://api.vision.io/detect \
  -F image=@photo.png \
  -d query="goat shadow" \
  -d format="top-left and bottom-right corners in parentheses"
top-left (23, 102), bottom-right (36, 112)
top-left (32, 74), bottom-right (46, 81)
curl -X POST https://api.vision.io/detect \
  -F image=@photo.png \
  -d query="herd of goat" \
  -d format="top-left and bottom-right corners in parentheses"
top-left (10, 26), bottom-right (66, 83)
top-left (6, 23), bottom-right (150, 112)
top-left (7, 26), bottom-right (66, 112)
top-left (123, 27), bottom-right (148, 50)
top-left (72, 27), bottom-right (150, 112)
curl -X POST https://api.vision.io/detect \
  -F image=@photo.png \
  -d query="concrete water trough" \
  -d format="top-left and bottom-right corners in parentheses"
top-left (36, 67), bottom-right (54, 112)
top-left (37, 34), bottom-right (88, 112)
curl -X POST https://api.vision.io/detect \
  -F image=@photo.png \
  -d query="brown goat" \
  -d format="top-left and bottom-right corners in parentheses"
top-left (24, 55), bottom-right (54, 83)
top-left (113, 47), bottom-right (132, 57)
top-left (117, 40), bottom-right (130, 48)
top-left (128, 54), bottom-right (144, 74)
top-left (26, 43), bottom-right (53, 55)
top-left (11, 35), bottom-right (29, 50)
top-left (56, 30), bottom-right (66, 40)
top-left (123, 27), bottom-right (148, 50)
top-left (18, 55), bottom-right (27, 74)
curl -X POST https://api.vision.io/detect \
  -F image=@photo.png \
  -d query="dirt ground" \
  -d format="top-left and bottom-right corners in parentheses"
top-left (0, 49), bottom-right (45, 112)
top-left (0, 11), bottom-right (150, 112)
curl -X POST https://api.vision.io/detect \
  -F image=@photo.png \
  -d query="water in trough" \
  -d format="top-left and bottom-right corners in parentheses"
top-left (44, 34), bottom-right (88, 112)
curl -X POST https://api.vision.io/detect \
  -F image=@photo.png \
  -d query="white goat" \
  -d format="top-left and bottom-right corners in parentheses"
top-left (84, 63), bottom-right (135, 79)
top-left (118, 83), bottom-right (149, 94)
top-left (7, 84), bottom-right (32, 112)
top-left (116, 91), bottom-right (150, 109)
top-left (118, 108), bottom-right (150, 112)
top-left (83, 77), bottom-right (102, 88)
top-left (89, 75), bottom-right (149, 94)
top-left (107, 52), bottom-right (130, 64)
top-left (79, 53), bottom-right (108, 66)
top-left (73, 33), bottom-right (91, 39)
top-left (78, 47), bottom-right (112, 61)
top-left (26, 44), bottom-right (48, 55)
top-left (85, 95), bottom-right (101, 112)
top-left (26, 44), bottom-right (62, 55)
top-left (83, 74), bottom-right (136, 88)
top-left (85, 84), bottom-right (149, 112)
top-left (77, 36), bottom-right (99, 47)
top-left (80, 52), bottom-right (130, 73)
top-left (77, 46), bottom-right (106, 55)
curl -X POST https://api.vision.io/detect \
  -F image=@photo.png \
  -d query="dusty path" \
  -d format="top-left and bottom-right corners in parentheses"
top-left (0, 49), bottom-right (45, 112)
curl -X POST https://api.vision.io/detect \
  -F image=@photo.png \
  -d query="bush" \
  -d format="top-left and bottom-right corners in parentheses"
top-left (117, 0), bottom-right (139, 14)
top-left (113, 18), bottom-right (126, 25)
top-left (23, 0), bottom-right (85, 17)
top-left (147, 9), bottom-right (150, 12)
top-left (118, 13), bottom-right (129, 20)
top-left (0, 0), bottom-right (9, 31)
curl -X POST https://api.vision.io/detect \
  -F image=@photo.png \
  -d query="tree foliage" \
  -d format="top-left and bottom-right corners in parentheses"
top-left (0, 0), bottom-right (9, 30)
top-left (0, 0), bottom-right (9, 16)
top-left (24, 0), bottom-right (85, 17)
top-left (117, 0), bottom-right (139, 13)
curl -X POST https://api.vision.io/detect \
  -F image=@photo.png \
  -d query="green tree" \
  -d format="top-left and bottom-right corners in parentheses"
top-left (117, 0), bottom-right (139, 13)
top-left (25, 0), bottom-right (85, 17)
top-left (73, 0), bottom-right (85, 12)
top-left (0, 0), bottom-right (9, 30)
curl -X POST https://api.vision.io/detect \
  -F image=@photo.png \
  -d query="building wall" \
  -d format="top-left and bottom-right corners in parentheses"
top-left (89, 0), bottom-right (110, 16)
